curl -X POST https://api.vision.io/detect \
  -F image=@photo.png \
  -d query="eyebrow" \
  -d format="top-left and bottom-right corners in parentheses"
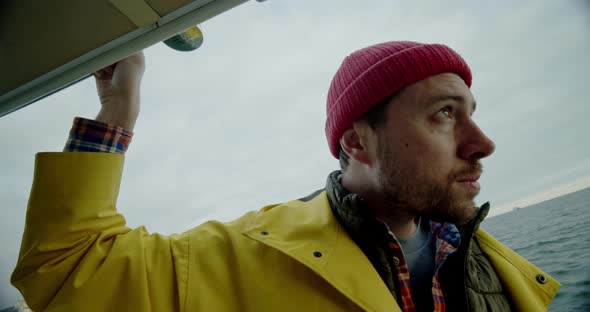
top-left (429, 95), bottom-right (477, 113)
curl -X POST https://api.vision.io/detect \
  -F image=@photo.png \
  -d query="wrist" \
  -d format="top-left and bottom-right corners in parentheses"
top-left (95, 105), bottom-right (139, 131)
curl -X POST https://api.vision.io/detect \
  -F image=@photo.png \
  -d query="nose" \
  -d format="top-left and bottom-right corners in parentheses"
top-left (458, 120), bottom-right (496, 161)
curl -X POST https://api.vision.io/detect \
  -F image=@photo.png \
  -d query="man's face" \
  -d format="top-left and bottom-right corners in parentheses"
top-left (371, 73), bottom-right (495, 225)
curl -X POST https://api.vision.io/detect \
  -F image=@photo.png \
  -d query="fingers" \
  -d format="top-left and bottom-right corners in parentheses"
top-left (94, 65), bottom-right (116, 80)
top-left (93, 51), bottom-right (145, 80)
top-left (121, 51), bottom-right (146, 77)
top-left (125, 51), bottom-right (145, 66)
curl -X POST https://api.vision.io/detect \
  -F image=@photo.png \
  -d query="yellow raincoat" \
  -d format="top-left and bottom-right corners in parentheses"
top-left (12, 153), bottom-right (560, 311)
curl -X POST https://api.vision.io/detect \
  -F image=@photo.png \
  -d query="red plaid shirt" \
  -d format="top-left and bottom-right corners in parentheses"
top-left (382, 221), bottom-right (461, 312)
top-left (64, 117), bottom-right (133, 154)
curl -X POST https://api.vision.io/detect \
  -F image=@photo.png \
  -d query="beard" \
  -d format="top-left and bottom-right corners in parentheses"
top-left (376, 138), bottom-right (483, 225)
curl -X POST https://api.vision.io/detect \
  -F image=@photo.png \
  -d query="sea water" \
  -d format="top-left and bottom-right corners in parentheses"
top-left (483, 187), bottom-right (590, 311)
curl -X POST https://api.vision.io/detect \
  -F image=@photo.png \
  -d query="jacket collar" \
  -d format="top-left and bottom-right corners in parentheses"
top-left (242, 188), bottom-right (559, 311)
top-left (325, 170), bottom-right (401, 297)
top-left (242, 174), bottom-right (559, 311)
top-left (243, 190), bottom-right (400, 312)
top-left (325, 170), bottom-right (372, 235)
top-left (475, 228), bottom-right (561, 310)
top-left (459, 202), bottom-right (490, 241)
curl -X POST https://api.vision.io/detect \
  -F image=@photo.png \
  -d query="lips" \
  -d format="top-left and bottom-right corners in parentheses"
top-left (457, 174), bottom-right (481, 183)
top-left (457, 174), bottom-right (481, 191)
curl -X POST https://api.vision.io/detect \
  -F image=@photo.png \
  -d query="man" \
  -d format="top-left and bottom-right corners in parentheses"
top-left (12, 41), bottom-right (559, 311)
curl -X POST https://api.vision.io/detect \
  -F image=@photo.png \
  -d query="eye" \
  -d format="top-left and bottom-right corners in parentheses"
top-left (435, 106), bottom-right (454, 119)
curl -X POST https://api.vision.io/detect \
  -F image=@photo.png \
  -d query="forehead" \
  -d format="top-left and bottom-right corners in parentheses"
top-left (394, 73), bottom-right (474, 110)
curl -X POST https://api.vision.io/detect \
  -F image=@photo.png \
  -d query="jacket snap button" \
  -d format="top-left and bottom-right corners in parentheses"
top-left (313, 251), bottom-right (322, 258)
top-left (536, 274), bottom-right (547, 284)
top-left (260, 231), bottom-right (269, 236)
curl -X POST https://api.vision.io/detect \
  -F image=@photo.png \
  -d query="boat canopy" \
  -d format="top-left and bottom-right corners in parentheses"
top-left (0, 0), bottom-right (249, 117)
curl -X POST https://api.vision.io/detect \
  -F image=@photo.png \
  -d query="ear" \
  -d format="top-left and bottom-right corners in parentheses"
top-left (340, 125), bottom-right (373, 165)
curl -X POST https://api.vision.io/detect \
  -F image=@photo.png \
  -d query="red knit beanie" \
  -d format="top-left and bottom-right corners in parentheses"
top-left (326, 41), bottom-right (472, 158)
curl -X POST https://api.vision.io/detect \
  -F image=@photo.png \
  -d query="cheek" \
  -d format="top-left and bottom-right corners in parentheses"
top-left (382, 120), bottom-right (455, 173)
top-left (399, 136), bottom-right (455, 178)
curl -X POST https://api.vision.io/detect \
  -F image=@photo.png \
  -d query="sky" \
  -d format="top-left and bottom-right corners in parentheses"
top-left (1, 0), bottom-right (589, 307)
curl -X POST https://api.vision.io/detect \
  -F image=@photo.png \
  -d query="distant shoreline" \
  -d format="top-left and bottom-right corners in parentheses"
top-left (489, 186), bottom-right (590, 218)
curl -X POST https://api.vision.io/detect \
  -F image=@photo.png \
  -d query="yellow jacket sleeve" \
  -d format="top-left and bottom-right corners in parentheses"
top-left (11, 152), bottom-right (189, 312)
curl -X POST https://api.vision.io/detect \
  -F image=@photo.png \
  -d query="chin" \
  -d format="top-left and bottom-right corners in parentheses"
top-left (449, 200), bottom-right (478, 225)
top-left (425, 198), bottom-right (478, 226)
top-left (445, 186), bottom-right (480, 223)
top-left (453, 205), bottom-right (478, 225)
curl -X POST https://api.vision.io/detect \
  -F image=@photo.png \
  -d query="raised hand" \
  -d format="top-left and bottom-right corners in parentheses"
top-left (94, 51), bottom-right (145, 131)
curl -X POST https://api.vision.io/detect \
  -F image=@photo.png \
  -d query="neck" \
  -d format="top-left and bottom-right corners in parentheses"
top-left (342, 170), bottom-right (420, 240)
top-left (367, 197), bottom-right (420, 240)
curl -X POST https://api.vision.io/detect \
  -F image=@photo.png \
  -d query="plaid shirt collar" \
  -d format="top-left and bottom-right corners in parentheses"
top-left (378, 219), bottom-right (460, 312)
top-left (326, 170), bottom-right (462, 312)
